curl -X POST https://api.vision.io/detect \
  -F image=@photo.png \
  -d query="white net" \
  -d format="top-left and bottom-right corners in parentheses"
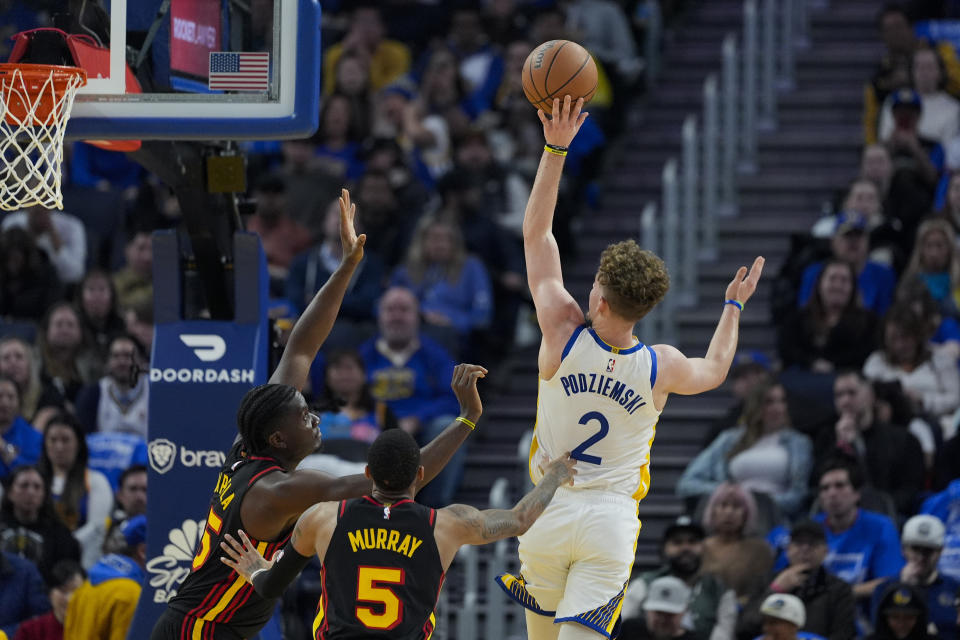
top-left (0, 64), bottom-right (85, 211)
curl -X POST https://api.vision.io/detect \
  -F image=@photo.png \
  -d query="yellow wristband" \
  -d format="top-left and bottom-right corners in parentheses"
top-left (543, 144), bottom-right (568, 157)
top-left (455, 416), bottom-right (476, 430)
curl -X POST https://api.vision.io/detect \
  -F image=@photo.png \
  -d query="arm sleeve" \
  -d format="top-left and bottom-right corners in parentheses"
top-left (50, 217), bottom-right (86, 284)
top-left (251, 539), bottom-right (315, 599)
top-left (921, 348), bottom-right (960, 416)
top-left (871, 519), bottom-right (905, 580)
top-left (74, 470), bottom-right (113, 569)
top-left (773, 433), bottom-right (813, 518)
top-left (829, 580), bottom-right (857, 640)
top-left (710, 589), bottom-right (739, 640)
top-left (675, 430), bottom-right (732, 498)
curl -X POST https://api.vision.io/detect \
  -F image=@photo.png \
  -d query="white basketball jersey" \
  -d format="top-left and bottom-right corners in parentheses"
top-left (529, 325), bottom-right (661, 500)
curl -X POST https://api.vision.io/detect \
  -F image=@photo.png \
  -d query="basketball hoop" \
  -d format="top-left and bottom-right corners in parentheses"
top-left (0, 63), bottom-right (86, 211)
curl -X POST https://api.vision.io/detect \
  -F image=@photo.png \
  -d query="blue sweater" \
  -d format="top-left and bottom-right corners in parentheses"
top-left (0, 551), bottom-right (50, 637)
top-left (359, 335), bottom-right (459, 424)
top-left (0, 417), bottom-right (42, 479)
top-left (797, 261), bottom-right (896, 317)
top-left (390, 257), bottom-right (493, 335)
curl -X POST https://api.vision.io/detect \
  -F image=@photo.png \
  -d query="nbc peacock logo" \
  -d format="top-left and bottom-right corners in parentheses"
top-left (146, 518), bottom-right (205, 603)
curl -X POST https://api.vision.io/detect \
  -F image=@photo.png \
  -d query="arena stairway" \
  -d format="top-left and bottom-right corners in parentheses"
top-left (444, 0), bottom-right (880, 612)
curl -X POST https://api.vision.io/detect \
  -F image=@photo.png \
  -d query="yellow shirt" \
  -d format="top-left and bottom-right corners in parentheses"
top-left (323, 40), bottom-right (411, 95)
top-left (64, 578), bottom-right (140, 640)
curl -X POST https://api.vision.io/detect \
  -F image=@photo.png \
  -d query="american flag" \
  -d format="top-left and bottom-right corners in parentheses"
top-left (208, 52), bottom-right (270, 91)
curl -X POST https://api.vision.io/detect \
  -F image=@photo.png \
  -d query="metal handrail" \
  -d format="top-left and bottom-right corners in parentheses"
top-left (646, 0), bottom-right (813, 344)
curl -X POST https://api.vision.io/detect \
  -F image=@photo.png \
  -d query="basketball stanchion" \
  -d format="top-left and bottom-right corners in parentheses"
top-left (0, 63), bottom-right (86, 211)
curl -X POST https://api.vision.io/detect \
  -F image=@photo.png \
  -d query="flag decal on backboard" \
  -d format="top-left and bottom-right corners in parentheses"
top-left (209, 52), bottom-right (270, 91)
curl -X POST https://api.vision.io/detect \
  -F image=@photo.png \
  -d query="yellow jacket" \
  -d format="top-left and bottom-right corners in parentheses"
top-left (64, 576), bottom-right (141, 640)
top-left (323, 40), bottom-right (411, 95)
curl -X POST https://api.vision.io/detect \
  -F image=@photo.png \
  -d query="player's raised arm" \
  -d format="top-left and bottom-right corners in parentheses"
top-left (269, 188), bottom-right (366, 390)
top-left (434, 454), bottom-right (575, 565)
top-left (652, 257), bottom-right (765, 404)
top-left (524, 96), bottom-right (590, 361)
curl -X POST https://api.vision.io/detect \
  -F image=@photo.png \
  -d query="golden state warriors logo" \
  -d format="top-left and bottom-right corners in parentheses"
top-left (148, 438), bottom-right (177, 474)
top-left (892, 589), bottom-right (912, 606)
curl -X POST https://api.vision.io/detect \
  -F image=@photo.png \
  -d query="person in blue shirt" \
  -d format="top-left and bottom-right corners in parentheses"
top-left (797, 214), bottom-right (897, 318)
top-left (359, 287), bottom-right (468, 507)
top-left (812, 460), bottom-right (904, 602)
top-left (0, 377), bottom-right (42, 480)
top-left (920, 479), bottom-right (960, 583)
top-left (871, 515), bottom-right (960, 639)
top-left (0, 549), bottom-right (49, 638)
top-left (390, 215), bottom-right (494, 357)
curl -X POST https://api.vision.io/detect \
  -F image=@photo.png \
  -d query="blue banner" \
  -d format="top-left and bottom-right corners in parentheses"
top-left (126, 231), bottom-right (270, 639)
top-left (916, 20), bottom-right (960, 49)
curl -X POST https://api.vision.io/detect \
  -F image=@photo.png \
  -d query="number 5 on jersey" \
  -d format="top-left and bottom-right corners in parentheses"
top-left (356, 566), bottom-right (405, 630)
top-left (570, 411), bottom-right (609, 465)
top-left (192, 507), bottom-right (224, 570)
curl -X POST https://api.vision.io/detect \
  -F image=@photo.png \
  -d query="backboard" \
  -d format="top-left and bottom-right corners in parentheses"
top-left (4, 0), bottom-right (321, 141)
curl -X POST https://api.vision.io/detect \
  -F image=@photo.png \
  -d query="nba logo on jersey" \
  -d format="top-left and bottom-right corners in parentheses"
top-left (606, 358), bottom-right (616, 372)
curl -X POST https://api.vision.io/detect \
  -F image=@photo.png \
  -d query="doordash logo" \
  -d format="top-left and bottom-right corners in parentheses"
top-left (179, 335), bottom-right (226, 362)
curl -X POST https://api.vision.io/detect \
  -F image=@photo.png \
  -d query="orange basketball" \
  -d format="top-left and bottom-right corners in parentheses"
top-left (521, 40), bottom-right (598, 115)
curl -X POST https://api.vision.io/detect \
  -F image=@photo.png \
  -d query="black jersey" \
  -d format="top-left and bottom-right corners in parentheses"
top-left (315, 496), bottom-right (445, 640)
top-left (166, 442), bottom-right (293, 639)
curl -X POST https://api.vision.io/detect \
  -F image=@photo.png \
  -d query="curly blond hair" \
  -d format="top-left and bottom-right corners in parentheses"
top-left (596, 240), bottom-right (670, 321)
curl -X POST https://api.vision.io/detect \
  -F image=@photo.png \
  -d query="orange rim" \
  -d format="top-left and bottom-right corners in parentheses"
top-left (0, 63), bottom-right (86, 125)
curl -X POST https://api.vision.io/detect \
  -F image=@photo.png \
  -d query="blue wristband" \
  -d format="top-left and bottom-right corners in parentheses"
top-left (725, 299), bottom-right (744, 312)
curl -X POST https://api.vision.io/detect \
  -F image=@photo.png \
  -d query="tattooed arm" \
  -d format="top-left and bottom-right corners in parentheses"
top-left (433, 454), bottom-right (576, 568)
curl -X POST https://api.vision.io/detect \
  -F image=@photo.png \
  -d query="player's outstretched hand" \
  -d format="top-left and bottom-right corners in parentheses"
top-left (538, 95), bottom-right (589, 149)
top-left (724, 256), bottom-right (765, 305)
top-left (541, 453), bottom-right (577, 486)
top-left (451, 363), bottom-right (487, 423)
top-left (339, 188), bottom-right (366, 266)
top-left (220, 529), bottom-right (275, 583)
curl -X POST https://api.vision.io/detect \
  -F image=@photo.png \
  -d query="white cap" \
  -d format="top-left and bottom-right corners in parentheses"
top-left (902, 515), bottom-right (945, 548)
top-left (760, 593), bottom-right (806, 627)
top-left (642, 576), bottom-right (691, 614)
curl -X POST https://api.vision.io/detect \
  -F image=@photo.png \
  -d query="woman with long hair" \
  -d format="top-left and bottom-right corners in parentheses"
top-left (899, 218), bottom-right (960, 318)
top-left (313, 92), bottom-right (367, 181)
top-left (75, 269), bottom-right (125, 364)
top-left (299, 349), bottom-right (397, 475)
top-left (390, 215), bottom-right (493, 353)
top-left (0, 336), bottom-right (64, 422)
top-left (700, 483), bottom-right (774, 606)
top-left (37, 303), bottom-right (99, 408)
top-left (36, 413), bottom-right (112, 569)
top-left (0, 376), bottom-right (43, 480)
top-left (779, 258), bottom-right (878, 373)
top-left (677, 381), bottom-right (814, 519)
top-left (863, 304), bottom-right (960, 430)
top-left (0, 466), bottom-right (81, 578)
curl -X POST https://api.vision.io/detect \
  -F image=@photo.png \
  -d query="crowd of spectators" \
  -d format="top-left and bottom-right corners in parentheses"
top-left (638, 4), bottom-right (960, 639)
top-left (0, 0), bottom-right (651, 637)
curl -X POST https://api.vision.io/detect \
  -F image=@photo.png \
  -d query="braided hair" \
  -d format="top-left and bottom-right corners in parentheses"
top-left (236, 383), bottom-right (301, 454)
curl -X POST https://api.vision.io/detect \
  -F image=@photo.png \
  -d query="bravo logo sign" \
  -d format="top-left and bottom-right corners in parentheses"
top-left (146, 518), bottom-right (205, 603)
top-left (148, 439), bottom-right (226, 474)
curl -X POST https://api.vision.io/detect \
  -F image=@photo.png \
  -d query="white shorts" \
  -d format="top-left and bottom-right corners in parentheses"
top-left (498, 487), bottom-right (640, 637)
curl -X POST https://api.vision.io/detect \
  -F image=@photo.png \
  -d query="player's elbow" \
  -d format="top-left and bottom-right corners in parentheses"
top-left (512, 507), bottom-right (537, 535)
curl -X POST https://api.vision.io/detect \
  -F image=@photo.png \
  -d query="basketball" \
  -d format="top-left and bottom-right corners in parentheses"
top-left (521, 40), bottom-right (598, 115)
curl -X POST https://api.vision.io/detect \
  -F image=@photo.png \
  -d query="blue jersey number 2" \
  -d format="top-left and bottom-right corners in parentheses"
top-left (570, 411), bottom-right (609, 465)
